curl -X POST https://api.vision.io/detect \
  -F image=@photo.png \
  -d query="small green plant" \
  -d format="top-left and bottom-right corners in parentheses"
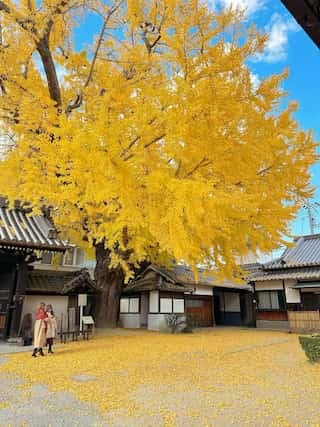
top-left (299, 334), bottom-right (320, 363)
top-left (165, 313), bottom-right (187, 334)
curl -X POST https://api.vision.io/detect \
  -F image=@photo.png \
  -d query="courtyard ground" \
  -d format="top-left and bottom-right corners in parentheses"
top-left (0, 328), bottom-right (320, 427)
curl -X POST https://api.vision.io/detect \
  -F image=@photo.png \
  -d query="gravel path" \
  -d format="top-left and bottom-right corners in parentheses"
top-left (1, 329), bottom-right (320, 426)
top-left (0, 371), bottom-right (108, 427)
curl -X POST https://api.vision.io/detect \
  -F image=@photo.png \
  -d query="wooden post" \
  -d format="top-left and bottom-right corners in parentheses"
top-left (60, 313), bottom-right (63, 343)
top-left (9, 260), bottom-right (27, 338)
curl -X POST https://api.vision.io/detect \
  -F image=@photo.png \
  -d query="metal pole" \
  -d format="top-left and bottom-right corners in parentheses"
top-left (80, 304), bottom-right (83, 333)
top-left (306, 202), bottom-right (315, 234)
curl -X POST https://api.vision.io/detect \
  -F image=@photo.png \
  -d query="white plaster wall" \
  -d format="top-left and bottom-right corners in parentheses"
top-left (148, 314), bottom-right (168, 331)
top-left (285, 287), bottom-right (301, 303)
top-left (285, 279), bottom-right (297, 287)
top-left (22, 295), bottom-right (68, 323)
top-left (149, 290), bottom-right (159, 313)
top-left (194, 286), bottom-right (213, 296)
top-left (255, 280), bottom-right (283, 291)
top-left (120, 314), bottom-right (140, 329)
top-left (224, 292), bottom-right (240, 312)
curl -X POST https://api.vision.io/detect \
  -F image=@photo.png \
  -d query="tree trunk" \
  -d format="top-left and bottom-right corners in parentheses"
top-left (94, 242), bottom-right (124, 328)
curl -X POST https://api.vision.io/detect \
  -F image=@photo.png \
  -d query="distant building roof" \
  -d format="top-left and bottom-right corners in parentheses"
top-left (0, 198), bottom-right (68, 252)
top-left (250, 266), bottom-right (320, 282)
top-left (27, 268), bottom-right (98, 295)
top-left (264, 234), bottom-right (320, 269)
top-left (249, 234), bottom-right (320, 282)
top-left (125, 264), bottom-right (252, 293)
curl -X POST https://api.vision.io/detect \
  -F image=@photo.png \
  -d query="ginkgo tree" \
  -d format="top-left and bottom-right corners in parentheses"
top-left (0, 0), bottom-right (317, 326)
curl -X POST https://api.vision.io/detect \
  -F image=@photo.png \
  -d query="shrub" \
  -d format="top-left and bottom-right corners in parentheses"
top-left (299, 335), bottom-right (320, 363)
top-left (165, 313), bottom-right (187, 334)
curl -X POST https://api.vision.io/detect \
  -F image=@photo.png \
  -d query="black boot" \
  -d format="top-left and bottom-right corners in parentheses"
top-left (38, 347), bottom-right (45, 356)
top-left (32, 348), bottom-right (37, 357)
top-left (48, 344), bottom-right (54, 354)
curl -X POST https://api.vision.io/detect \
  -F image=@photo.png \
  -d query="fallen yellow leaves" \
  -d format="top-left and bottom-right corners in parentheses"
top-left (1, 329), bottom-right (320, 426)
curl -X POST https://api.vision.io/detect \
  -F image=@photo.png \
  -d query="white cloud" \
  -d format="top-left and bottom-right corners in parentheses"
top-left (250, 72), bottom-right (260, 90)
top-left (257, 13), bottom-right (299, 63)
top-left (208, 0), bottom-right (265, 17)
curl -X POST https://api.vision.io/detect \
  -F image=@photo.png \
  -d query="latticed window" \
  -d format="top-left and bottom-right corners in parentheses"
top-left (120, 297), bottom-right (139, 313)
top-left (41, 252), bottom-right (53, 264)
top-left (257, 291), bottom-right (285, 310)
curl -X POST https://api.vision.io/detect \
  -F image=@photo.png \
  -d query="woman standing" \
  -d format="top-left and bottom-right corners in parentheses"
top-left (32, 302), bottom-right (48, 357)
top-left (46, 304), bottom-right (57, 354)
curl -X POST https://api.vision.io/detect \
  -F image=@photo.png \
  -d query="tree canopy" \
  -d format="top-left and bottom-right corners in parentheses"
top-left (0, 0), bottom-right (317, 280)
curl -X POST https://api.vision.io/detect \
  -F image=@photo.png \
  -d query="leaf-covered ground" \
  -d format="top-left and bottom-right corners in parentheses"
top-left (0, 328), bottom-right (320, 426)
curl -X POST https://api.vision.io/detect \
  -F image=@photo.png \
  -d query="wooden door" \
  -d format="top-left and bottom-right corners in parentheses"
top-left (140, 292), bottom-right (149, 328)
top-left (0, 263), bottom-right (16, 339)
top-left (0, 291), bottom-right (10, 339)
top-left (186, 298), bottom-right (213, 327)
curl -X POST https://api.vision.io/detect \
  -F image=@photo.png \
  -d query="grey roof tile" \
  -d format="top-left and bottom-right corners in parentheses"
top-left (264, 234), bottom-right (320, 269)
top-left (0, 199), bottom-right (68, 251)
top-left (250, 266), bottom-right (320, 282)
top-left (27, 268), bottom-right (97, 294)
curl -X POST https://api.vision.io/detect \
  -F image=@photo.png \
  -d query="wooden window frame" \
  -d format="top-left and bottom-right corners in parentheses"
top-left (256, 290), bottom-right (285, 311)
top-left (120, 296), bottom-right (140, 314)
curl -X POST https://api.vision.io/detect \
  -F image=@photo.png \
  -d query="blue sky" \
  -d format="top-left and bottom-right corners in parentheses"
top-left (209, 0), bottom-right (320, 236)
top-left (74, 0), bottom-right (320, 237)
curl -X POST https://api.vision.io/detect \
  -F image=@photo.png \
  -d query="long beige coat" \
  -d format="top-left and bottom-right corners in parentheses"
top-left (46, 313), bottom-right (57, 339)
top-left (33, 319), bottom-right (46, 348)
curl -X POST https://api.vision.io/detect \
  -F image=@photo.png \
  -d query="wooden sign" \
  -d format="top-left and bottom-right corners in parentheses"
top-left (78, 294), bottom-right (87, 306)
top-left (82, 316), bottom-right (94, 325)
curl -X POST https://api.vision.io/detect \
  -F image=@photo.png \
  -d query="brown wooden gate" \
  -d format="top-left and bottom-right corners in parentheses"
top-left (0, 290), bottom-right (10, 339)
top-left (185, 297), bottom-right (213, 327)
top-left (288, 310), bottom-right (320, 332)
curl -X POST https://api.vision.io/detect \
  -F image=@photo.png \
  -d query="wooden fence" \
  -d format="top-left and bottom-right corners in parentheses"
top-left (56, 307), bottom-right (92, 342)
top-left (288, 311), bottom-right (320, 332)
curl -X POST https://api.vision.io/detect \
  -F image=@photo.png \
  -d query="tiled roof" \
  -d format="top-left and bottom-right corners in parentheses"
top-left (264, 234), bottom-right (320, 269)
top-left (130, 264), bottom-right (252, 292)
top-left (0, 198), bottom-right (68, 252)
top-left (170, 265), bottom-right (252, 290)
top-left (250, 266), bottom-right (320, 282)
top-left (27, 268), bottom-right (98, 294)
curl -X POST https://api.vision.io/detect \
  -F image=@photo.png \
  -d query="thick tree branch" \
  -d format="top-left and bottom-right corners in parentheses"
top-left (0, 1), bottom-right (62, 106)
top-left (37, 35), bottom-right (62, 106)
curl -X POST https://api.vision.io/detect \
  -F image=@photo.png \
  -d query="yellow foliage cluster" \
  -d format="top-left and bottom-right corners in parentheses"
top-left (0, 0), bottom-right (317, 279)
top-left (1, 330), bottom-right (320, 425)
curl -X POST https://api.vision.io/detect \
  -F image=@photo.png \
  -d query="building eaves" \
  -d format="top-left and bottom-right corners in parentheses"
top-left (250, 266), bottom-right (320, 282)
top-left (0, 199), bottom-right (69, 252)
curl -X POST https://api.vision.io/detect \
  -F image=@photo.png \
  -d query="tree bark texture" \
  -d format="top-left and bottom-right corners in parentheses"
top-left (37, 36), bottom-right (62, 107)
top-left (94, 242), bottom-right (124, 328)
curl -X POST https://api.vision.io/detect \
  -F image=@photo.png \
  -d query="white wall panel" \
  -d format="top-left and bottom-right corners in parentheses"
top-left (160, 298), bottom-right (172, 313)
top-left (255, 281), bottom-right (283, 291)
top-left (173, 299), bottom-right (184, 313)
top-left (120, 298), bottom-right (129, 313)
top-left (149, 290), bottom-right (159, 313)
top-left (285, 287), bottom-right (301, 303)
top-left (194, 286), bottom-right (213, 296)
top-left (22, 295), bottom-right (68, 323)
